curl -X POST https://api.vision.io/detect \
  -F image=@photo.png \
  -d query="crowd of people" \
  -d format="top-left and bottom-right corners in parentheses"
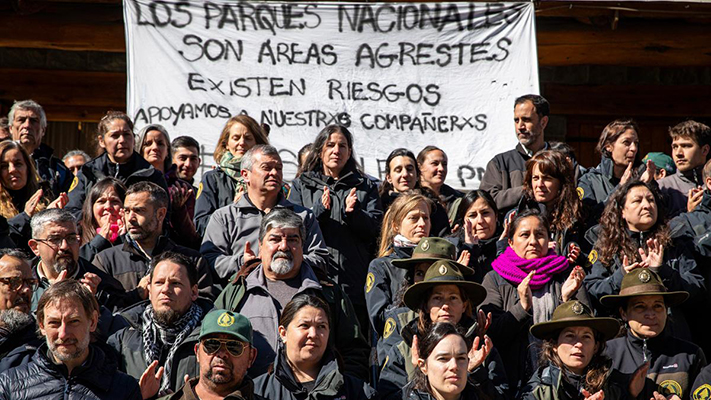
top-left (1, 95), bottom-right (711, 400)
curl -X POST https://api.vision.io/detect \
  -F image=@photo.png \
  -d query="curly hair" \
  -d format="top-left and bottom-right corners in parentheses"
top-left (522, 150), bottom-right (581, 234)
top-left (539, 331), bottom-right (612, 393)
top-left (595, 180), bottom-right (671, 266)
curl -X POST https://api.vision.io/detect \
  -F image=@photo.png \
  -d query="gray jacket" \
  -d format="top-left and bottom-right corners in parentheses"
top-left (658, 168), bottom-right (703, 218)
top-left (200, 193), bottom-right (329, 286)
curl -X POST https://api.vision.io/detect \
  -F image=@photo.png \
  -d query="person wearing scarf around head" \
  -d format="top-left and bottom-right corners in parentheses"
top-left (481, 208), bottom-right (589, 396)
top-left (193, 115), bottom-right (269, 236)
top-left (601, 268), bottom-right (705, 400)
top-left (523, 300), bottom-right (645, 400)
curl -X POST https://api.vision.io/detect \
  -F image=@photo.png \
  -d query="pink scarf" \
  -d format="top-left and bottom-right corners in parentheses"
top-left (491, 247), bottom-right (569, 290)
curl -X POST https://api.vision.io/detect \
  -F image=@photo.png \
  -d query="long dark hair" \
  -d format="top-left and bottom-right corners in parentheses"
top-left (411, 323), bottom-right (473, 395)
top-left (539, 330), bottom-right (611, 393)
top-left (595, 180), bottom-right (670, 266)
top-left (450, 190), bottom-right (499, 241)
top-left (302, 125), bottom-right (360, 175)
top-left (79, 177), bottom-right (127, 245)
top-left (522, 150), bottom-right (581, 233)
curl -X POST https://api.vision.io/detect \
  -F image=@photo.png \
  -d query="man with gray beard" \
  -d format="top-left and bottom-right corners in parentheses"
top-left (0, 249), bottom-right (39, 359)
top-left (94, 181), bottom-right (218, 309)
top-left (27, 209), bottom-right (124, 311)
top-left (214, 208), bottom-right (369, 379)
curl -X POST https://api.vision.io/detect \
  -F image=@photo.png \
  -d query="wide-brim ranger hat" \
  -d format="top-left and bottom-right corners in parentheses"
top-left (200, 309), bottom-right (253, 345)
top-left (599, 268), bottom-right (689, 309)
top-left (403, 260), bottom-right (486, 311)
top-left (530, 300), bottom-right (620, 342)
top-left (391, 237), bottom-right (474, 276)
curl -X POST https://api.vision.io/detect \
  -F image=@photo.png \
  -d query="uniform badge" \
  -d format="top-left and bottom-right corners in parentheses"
top-left (572, 301), bottom-right (584, 315)
top-left (693, 384), bottom-right (711, 400)
top-left (196, 182), bottom-right (204, 199)
top-left (217, 312), bottom-right (235, 327)
top-left (383, 318), bottom-right (396, 339)
top-left (659, 380), bottom-right (682, 398)
top-left (421, 240), bottom-right (430, 251)
top-left (639, 270), bottom-right (651, 283)
top-left (588, 250), bottom-right (598, 264)
top-left (365, 272), bottom-right (375, 293)
top-left (576, 187), bottom-right (584, 200)
top-left (68, 176), bottom-right (78, 193)
top-left (439, 265), bottom-right (448, 275)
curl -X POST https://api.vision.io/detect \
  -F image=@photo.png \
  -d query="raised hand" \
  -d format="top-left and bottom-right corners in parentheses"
top-left (581, 389), bottom-right (605, 400)
top-left (620, 162), bottom-right (634, 186)
top-left (499, 210), bottom-right (516, 241)
top-left (243, 241), bottom-right (257, 263)
top-left (321, 186), bottom-right (331, 210)
top-left (24, 189), bottom-right (43, 216)
top-left (80, 272), bottom-right (102, 295)
top-left (622, 255), bottom-right (647, 274)
top-left (629, 362), bottom-right (649, 397)
top-left (345, 187), bottom-right (357, 213)
top-left (456, 250), bottom-right (471, 267)
top-left (467, 335), bottom-right (493, 372)
top-left (47, 192), bottom-right (68, 209)
top-left (567, 243), bottom-right (581, 264)
top-left (139, 360), bottom-right (164, 400)
top-left (640, 159), bottom-right (656, 184)
top-left (639, 239), bottom-right (664, 268)
top-left (464, 218), bottom-right (478, 245)
top-left (562, 266), bottom-right (585, 302)
top-left (517, 270), bottom-right (535, 312)
top-left (687, 187), bottom-right (704, 212)
top-left (475, 309), bottom-right (492, 339)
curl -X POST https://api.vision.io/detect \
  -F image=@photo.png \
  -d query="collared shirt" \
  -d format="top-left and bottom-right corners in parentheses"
top-left (167, 377), bottom-right (258, 400)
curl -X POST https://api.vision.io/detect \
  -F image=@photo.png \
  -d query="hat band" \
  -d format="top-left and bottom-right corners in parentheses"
top-left (427, 275), bottom-right (465, 283)
top-left (619, 283), bottom-right (667, 297)
top-left (412, 252), bottom-right (450, 260)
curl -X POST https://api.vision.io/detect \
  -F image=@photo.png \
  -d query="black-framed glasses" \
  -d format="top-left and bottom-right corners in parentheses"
top-left (201, 338), bottom-right (248, 357)
top-left (0, 277), bottom-right (39, 292)
top-left (34, 234), bottom-right (81, 248)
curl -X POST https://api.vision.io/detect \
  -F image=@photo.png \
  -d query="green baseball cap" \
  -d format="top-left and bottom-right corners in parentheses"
top-left (642, 152), bottom-right (676, 174)
top-left (199, 309), bottom-right (253, 344)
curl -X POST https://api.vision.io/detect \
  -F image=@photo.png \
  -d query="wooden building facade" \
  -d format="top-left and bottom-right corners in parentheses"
top-left (1, 0), bottom-right (710, 168)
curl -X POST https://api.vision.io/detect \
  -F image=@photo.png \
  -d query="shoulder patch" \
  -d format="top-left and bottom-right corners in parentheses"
top-left (576, 187), bottom-right (584, 200)
top-left (383, 317), bottom-right (396, 339)
top-left (196, 182), bottom-right (203, 200)
top-left (365, 272), bottom-right (375, 293)
top-left (380, 355), bottom-right (389, 372)
top-left (588, 249), bottom-right (598, 264)
top-left (659, 380), bottom-right (682, 398)
top-left (694, 384), bottom-right (711, 400)
top-left (68, 176), bottom-right (79, 193)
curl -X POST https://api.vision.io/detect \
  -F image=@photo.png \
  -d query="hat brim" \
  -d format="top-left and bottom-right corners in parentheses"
top-left (530, 316), bottom-right (621, 342)
top-left (599, 290), bottom-right (689, 309)
top-left (392, 258), bottom-right (475, 276)
top-left (403, 279), bottom-right (487, 311)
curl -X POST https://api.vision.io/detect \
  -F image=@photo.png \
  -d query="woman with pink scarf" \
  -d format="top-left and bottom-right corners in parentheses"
top-left (481, 209), bottom-right (589, 397)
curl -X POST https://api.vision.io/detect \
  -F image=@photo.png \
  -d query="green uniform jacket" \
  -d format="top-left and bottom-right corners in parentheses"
top-left (522, 364), bottom-right (632, 400)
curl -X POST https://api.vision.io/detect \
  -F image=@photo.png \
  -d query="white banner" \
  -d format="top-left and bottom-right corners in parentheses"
top-left (124, 1), bottom-right (538, 190)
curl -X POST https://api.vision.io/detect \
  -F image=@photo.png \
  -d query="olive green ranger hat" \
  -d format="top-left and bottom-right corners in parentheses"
top-left (392, 237), bottom-right (474, 275)
top-left (403, 260), bottom-right (486, 311)
top-left (530, 300), bottom-right (620, 342)
top-left (200, 309), bottom-right (253, 344)
top-left (599, 268), bottom-right (689, 309)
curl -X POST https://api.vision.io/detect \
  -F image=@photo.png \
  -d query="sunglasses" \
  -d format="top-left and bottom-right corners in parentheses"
top-left (201, 338), bottom-right (248, 357)
top-left (0, 277), bottom-right (39, 292)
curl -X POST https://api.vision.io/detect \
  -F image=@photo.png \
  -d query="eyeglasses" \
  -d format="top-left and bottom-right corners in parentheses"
top-left (201, 338), bottom-right (248, 357)
top-left (34, 234), bottom-right (81, 248)
top-left (0, 277), bottom-right (39, 292)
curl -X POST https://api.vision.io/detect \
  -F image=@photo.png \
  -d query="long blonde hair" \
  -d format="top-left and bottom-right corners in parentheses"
top-left (0, 141), bottom-right (48, 218)
top-left (377, 193), bottom-right (433, 257)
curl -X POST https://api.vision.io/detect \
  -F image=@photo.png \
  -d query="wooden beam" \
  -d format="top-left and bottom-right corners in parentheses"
top-left (537, 18), bottom-right (711, 66)
top-left (0, 68), bottom-right (125, 121)
top-left (536, 1), bottom-right (711, 19)
top-left (543, 83), bottom-right (711, 118)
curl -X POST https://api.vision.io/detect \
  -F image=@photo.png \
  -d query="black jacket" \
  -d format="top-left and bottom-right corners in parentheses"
top-left (365, 246), bottom-right (413, 336)
top-left (32, 143), bottom-right (72, 196)
top-left (480, 268), bottom-right (590, 394)
top-left (403, 381), bottom-right (485, 400)
top-left (480, 143), bottom-right (542, 216)
top-left (521, 363), bottom-right (632, 400)
top-left (66, 152), bottom-right (168, 220)
top-left (288, 168), bottom-right (383, 306)
top-left (107, 299), bottom-right (212, 393)
top-left (447, 235), bottom-right (499, 284)
top-left (193, 167), bottom-right (239, 237)
top-left (253, 346), bottom-right (375, 400)
top-left (79, 234), bottom-right (117, 263)
top-left (606, 329), bottom-right (706, 400)
top-left (0, 320), bottom-right (40, 361)
top-left (31, 257), bottom-right (126, 312)
top-left (381, 190), bottom-right (451, 237)
top-left (0, 343), bottom-right (142, 400)
top-left (92, 234), bottom-right (218, 309)
top-left (0, 217), bottom-right (16, 250)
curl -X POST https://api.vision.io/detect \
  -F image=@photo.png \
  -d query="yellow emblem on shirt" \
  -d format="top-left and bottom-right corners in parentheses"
top-left (694, 384), bottom-right (711, 400)
top-left (588, 250), bottom-right (598, 264)
top-left (196, 182), bottom-right (203, 200)
top-left (659, 380), bottom-right (682, 398)
top-left (576, 187), bottom-right (584, 200)
top-left (68, 176), bottom-right (78, 193)
top-left (383, 318), bottom-right (396, 339)
top-left (365, 272), bottom-right (375, 293)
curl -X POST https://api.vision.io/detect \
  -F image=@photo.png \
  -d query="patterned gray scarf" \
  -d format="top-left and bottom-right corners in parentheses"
top-left (142, 303), bottom-right (203, 393)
